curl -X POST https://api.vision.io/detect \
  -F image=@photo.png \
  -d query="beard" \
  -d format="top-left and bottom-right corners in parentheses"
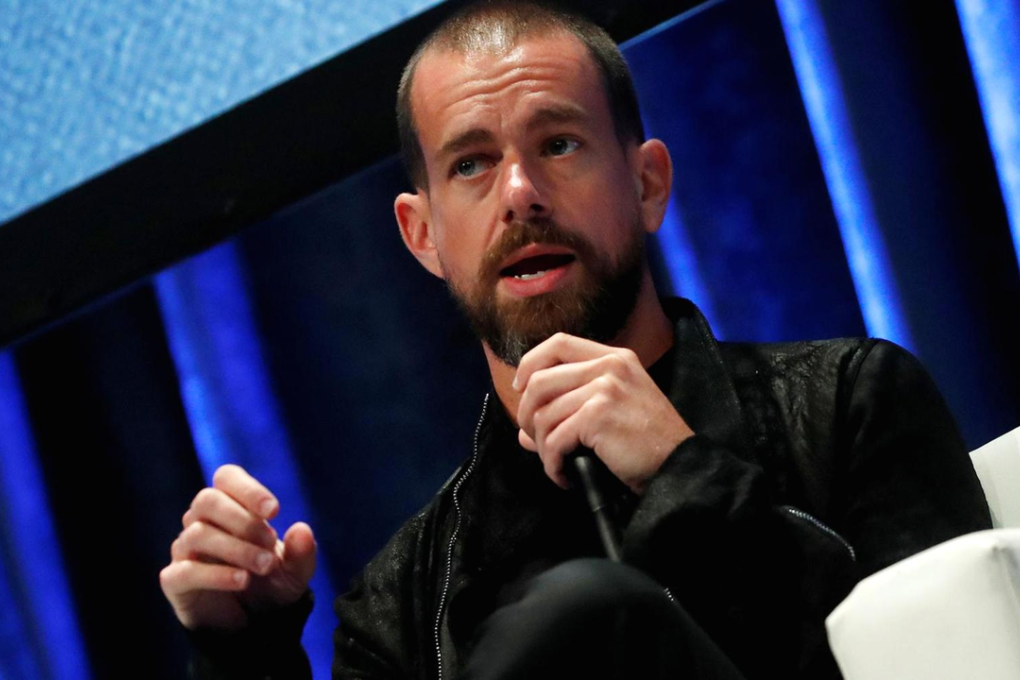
top-left (443, 216), bottom-right (646, 367)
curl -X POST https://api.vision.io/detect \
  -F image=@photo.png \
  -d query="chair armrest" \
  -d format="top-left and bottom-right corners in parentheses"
top-left (825, 529), bottom-right (1020, 680)
top-left (970, 427), bottom-right (1020, 529)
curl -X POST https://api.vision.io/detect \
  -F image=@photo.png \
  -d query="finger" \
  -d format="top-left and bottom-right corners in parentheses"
top-left (212, 464), bottom-right (279, 520)
top-left (188, 487), bottom-right (277, 550)
top-left (514, 333), bottom-right (632, 392)
top-left (280, 522), bottom-right (317, 588)
top-left (518, 427), bottom-right (538, 452)
top-left (173, 521), bottom-right (277, 576)
top-left (160, 559), bottom-right (249, 601)
top-left (538, 408), bottom-right (589, 489)
top-left (527, 379), bottom-right (605, 450)
top-left (517, 357), bottom-right (622, 437)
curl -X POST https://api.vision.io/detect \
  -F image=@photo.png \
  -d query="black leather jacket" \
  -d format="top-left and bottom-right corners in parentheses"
top-left (192, 299), bottom-right (991, 679)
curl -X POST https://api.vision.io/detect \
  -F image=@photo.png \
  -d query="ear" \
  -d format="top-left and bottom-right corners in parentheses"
top-left (395, 191), bottom-right (445, 279)
top-left (633, 139), bottom-right (673, 234)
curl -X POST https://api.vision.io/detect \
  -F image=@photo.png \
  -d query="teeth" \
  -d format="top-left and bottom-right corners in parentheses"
top-left (514, 270), bottom-right (548, 280)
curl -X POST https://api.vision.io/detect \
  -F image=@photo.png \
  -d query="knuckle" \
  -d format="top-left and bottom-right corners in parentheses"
top-left (192, 487), bottom-right (216, 511)
top-left (533, 406), bottom-right (550, 433)
top-left (194, 489), bottom-right (228, 520)
top-left (593, 374), bottom-right (614, 395)
top-left (543, 433), bottom-right (560, 458)
top-left (184, 520), bottom-right (207, 542)
top-left (529, 369), bottom-right (549, 392)
top-left (544, 430), bottom-right (566, 460)
top-left (516, 398), bottom-right (533, 421)
top-left (604, 377), bottom-right (622, 398)
top-left (586, 394), bottom-right (610, 418)
top-left (176, 559), bottom-right (195, 581)
top-left (212, 464), bottom-right (240, 487)
top-left (605, 352), bottom-right (627, 373)
top-left (543, 455), bottom-right (559, 480)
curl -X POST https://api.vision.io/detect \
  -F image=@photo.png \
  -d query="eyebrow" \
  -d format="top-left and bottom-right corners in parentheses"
top-left (439, 128), bottom-right (496, 159)
top-left (437, 104), bottom-right (590, 160)
top-left (524, 103), bottom-right (588, 132)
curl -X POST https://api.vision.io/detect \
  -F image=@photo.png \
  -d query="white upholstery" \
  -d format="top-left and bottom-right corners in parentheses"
top-left (826, 529), bottom-right (1020, 680)
top-left (825, 427), bottom-right (1020, 680)
top-left (970, 427), bottom-right (1020, 529)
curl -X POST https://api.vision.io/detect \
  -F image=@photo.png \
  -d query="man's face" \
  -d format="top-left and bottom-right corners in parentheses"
top-left (405, 32), bottom-right (652, 365)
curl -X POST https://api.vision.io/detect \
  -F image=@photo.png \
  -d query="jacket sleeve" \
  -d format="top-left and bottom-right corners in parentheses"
top-left (333, 509), bottom-right (439, 680)
top-left (184, 506), bottom-right (437, 680)
top-left (621, 339), bottom-right (991, 677)
top-left (186, 591), bottom-right (314, 680)
top-left (332, 564), bottom-right (417, 679)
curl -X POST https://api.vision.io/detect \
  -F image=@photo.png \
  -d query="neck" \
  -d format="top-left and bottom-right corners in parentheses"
top-left (485, 270), bottom-right (673, 425)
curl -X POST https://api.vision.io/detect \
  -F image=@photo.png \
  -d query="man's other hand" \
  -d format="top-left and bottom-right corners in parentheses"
top-left (514, 333), bottom-right (694, 494)
top-left (160, 464), bottom-right (317, 631)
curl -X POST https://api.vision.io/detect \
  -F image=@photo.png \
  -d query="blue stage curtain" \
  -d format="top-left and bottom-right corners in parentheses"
top-left (0, 352), bottom-right (91, 680)
top-left (154, 242), bottom-right (337, 680)
top-left (956, 0), bottom-right (1020, 272)
top-left (3, 0), bottom-right (1020, 676)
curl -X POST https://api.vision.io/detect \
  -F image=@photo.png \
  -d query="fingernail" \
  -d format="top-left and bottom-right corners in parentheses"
top-left (258, 498), bottom-right (277, 518)
top-left (512, 376), bottom-right (520, 391)
top-left (233, 570), bottom-right (247, 585)
top-left (256, 552), bottom-right (273, 573)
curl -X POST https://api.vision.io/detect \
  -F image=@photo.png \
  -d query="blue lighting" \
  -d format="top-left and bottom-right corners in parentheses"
top-left (154, 243), bottom-right (335, 679)
top-left (655, 198), bottom-right (724, 337)
top-left (0, 541), bottom-right (41, 679)
top-left (956, 0), bottom-right (1020, 272)
top-left (0, 0), bottom-right (443, 224)
top-left (775, 0), bottom-right (915, 349)
top-left (0, 352), bottom-right (92, 680)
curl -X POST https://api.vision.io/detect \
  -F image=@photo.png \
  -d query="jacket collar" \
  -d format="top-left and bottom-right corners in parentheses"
top-left (457, 298), bottom-right (753, 575)
top-left (658, 298), bottom-right (754, 458)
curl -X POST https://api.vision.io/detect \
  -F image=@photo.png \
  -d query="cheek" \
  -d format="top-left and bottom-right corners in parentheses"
top-left (576, 166), bottom-right (636, 214)
top-left (581, 190), bottom-right (640, 240)
top-left (434, 203), bottom-right (501, 267)
top-left (434, 228), bottom-right (482, 282)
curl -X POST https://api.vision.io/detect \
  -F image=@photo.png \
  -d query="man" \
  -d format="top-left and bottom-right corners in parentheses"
top-left (160, 2), bottom-right (991, 678)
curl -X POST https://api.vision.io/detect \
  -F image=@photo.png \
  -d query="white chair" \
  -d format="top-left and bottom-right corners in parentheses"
top-left (971, 427), bottom-right (1020, 529)
top-left (825, 427), bottom-right (1020, 680)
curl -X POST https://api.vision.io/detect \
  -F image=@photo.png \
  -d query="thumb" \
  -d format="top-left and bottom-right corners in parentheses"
top-left (280, 522), bottom-right (317, 588)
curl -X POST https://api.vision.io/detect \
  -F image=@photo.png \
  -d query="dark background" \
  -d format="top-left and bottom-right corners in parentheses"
top-left (1, 0), bottom-right (1018, 677)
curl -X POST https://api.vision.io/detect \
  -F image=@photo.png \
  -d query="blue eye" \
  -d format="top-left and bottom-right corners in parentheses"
top-left (455, 158), bottom-right (487, 178)
top-left (547, 138), bottom-right (580, 156)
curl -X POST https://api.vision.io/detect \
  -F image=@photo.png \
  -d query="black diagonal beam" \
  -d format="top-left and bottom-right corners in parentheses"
top-left (0, 0), bottom-right (700, 348)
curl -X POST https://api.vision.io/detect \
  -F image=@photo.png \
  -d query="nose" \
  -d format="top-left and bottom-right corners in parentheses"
top-left (500, 159), bottom-right (550, 223)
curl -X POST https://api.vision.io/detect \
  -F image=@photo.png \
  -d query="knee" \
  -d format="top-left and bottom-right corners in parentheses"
top-left (520, 558), bottom-right (672, 618)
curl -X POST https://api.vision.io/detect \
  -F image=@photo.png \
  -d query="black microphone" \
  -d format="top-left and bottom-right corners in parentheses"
top-left (567, 448), bottom-right (622, 562)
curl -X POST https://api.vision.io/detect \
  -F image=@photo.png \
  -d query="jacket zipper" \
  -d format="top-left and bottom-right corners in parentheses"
top-left (433, 394), bottom-right (489, 680)
top-left (430, 414), bottom-right (851, 678)
top-left (783, 506), bottom-right (856, 562)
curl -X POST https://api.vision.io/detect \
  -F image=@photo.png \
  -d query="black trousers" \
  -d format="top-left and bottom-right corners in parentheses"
top-left (460, 558), bottom-right (748, 680)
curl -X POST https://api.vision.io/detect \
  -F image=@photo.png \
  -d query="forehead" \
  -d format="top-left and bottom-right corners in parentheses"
top-left (410, 32), bottom-right (609, 150)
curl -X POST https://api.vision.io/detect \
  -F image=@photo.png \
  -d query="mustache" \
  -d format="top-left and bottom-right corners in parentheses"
top-left (479, 218), bottom-right (595, 283)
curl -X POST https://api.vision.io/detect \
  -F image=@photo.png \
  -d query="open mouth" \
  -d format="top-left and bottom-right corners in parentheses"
top-left (499, 253), bottom-right (576, 280)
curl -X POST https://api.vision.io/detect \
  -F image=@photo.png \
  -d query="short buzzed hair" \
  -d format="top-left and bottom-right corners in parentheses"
top-left (396, 0), bottom-right (647, 190)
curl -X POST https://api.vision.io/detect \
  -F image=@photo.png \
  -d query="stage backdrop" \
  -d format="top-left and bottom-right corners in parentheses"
top-left (1, 0), bottom-right (1019, 677)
